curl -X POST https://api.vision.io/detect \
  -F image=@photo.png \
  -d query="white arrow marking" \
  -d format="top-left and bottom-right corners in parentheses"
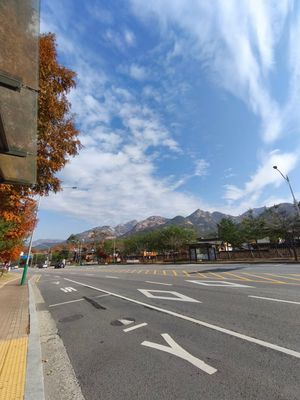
top-left (142, 334), bottom-right (217, 375)
top-left (60, 287), bottom-right (77, 293)
top-left (124, 322), bottom-right (148, 332)
top-left (138, 289), bottom-right (200, 302)
top-left (119, 319), bottom-right (134, 326)
top-left (52, 281), bottom-right (60, 285)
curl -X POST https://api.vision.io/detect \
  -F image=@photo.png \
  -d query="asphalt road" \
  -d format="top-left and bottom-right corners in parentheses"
top-left (33, 263), bottom-right (300, 400)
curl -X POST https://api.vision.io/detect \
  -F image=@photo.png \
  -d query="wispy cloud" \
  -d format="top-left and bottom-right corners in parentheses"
top-left (130, 0), bottom-right (292, 143)
top-left (194, 159), bottom-right (209, 177)
top-left (124, 29), bottom-right (136, 46)
top-left (121, 63), bottom-right (148, 80)
top-left (224, 150), bottom-right (299, 201)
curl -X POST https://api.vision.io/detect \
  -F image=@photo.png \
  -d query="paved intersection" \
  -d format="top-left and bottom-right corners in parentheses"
top-left (33, 263), bottom-right (300, 400)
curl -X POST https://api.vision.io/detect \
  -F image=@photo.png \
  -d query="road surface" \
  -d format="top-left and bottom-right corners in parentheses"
top-left (32, 263), bottom-right (300, 399)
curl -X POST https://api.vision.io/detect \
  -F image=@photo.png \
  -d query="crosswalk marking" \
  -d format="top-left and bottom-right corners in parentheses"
top-left (209, 272), bottom-right (227, 279)
top-left (60, 287), bottom-right (77, 293)
top-left (264, 273), bottom-right (300, 282)
top-left (240, 272), bottom-right (287, 284)
top-left (223, 272), bottom-right (252, 281)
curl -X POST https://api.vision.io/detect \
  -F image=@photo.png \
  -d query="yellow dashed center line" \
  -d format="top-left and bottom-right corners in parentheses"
top-left (183, 270), bottom-right (190, 277)
top-left (163, 270), bottom-right (167, 276)
top-left (172, 270), bottom-right (177, 277)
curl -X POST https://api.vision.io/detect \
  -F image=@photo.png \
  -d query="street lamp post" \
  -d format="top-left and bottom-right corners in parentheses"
top-left (20, 186), bottom-right (78, 285)
top-left (273, 166), bottom-right (300, 218)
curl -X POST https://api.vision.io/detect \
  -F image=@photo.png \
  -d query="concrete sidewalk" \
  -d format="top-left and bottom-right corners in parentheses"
top-left (0, 275), bottom-right (29, 400)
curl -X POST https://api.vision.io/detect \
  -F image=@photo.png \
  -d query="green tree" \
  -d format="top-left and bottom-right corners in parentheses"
top-left (157, 226), bottom-right (196, 262)
top-left (218, 218), bottom-right (243, 248)
top-left (240, 210), bottom-right (266, 244)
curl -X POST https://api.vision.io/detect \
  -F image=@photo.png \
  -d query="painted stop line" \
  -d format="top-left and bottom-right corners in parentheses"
top-left (138, 289), bottom-right (200, 303)
top-left (142, 333), bottom-right (217, 375)
top-left (187, 280), bottom-right (254, 288)
top-left (60, 287), bottom-right (77, 293)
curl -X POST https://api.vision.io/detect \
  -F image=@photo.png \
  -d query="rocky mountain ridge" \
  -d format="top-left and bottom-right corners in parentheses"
top-left (71, 202), bottom-right (296, 241)
top-left (34, 203), bottom-right (296, 249)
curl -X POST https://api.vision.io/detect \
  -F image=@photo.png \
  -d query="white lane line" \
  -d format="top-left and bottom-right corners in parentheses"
top-left (105, 276), bottom-right (119, 279)
top-left (94, 293), bottom-right (111, 299)
top-left (145, 281), bottom-right (173, 286)
top-left (85, 273), bottom-right (95, 276)
top-left (142, 333), bottom-right (217, 375)
top-left (123, 322), bottom-right (148, 332)
top-left (49, 298), bottom-right (84, 307)
top-left (187, 280), bottom-right (254, 288)
top-left (249, 295), bottom-right (300, 305)
top-left (64, 278), bottom-right (300, 360)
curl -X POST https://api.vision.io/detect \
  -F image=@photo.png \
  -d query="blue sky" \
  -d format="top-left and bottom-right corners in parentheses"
top-left (37, 0), bottom-right (300, 240)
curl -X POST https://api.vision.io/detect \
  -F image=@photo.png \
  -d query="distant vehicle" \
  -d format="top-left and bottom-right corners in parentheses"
top-left (54, 261), bottom-right (65, 269)
top-left (37, 262), bottom-right (48, 269)
top-left (126, 259), bottom-right (140, 264)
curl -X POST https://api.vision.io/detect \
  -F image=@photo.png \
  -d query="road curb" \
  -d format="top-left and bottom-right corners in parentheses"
top-left (25, 280), bottom-right (45, 400)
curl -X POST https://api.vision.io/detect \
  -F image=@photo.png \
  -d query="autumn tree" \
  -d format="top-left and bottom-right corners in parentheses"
top-left (0, 185), bottom-right (37, 261)
top-left (0, 33), bottom-right (81, 261)
top-left (36, 33), bottom-right (81, 195)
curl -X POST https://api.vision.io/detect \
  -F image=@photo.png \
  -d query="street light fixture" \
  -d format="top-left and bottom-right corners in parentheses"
top-left (273, 165), bottom-right (300, 218)
top-left (20, 185), bottom-right (78, 285)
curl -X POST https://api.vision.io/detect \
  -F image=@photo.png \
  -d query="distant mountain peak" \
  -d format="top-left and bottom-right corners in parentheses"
top-left (35, 203), bottom-right (296, 245)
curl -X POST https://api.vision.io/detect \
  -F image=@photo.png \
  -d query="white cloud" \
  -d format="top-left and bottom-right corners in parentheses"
top-left (39, 2), bottom-right (211, 225)
top-left (224, 150), bottom-right (299, 201)
top-left (124, 29), bottom-right (136, 46)
top-left (194, 159), bottom-right (209, 176)
top-left (129, 64), bottom-right (147, 80)
top-left (142, 86), bottom-right (161, 102)
top-left (104, 28), bottom-right (137, 50)
top-left (43, 146), bottom-right (206, 225)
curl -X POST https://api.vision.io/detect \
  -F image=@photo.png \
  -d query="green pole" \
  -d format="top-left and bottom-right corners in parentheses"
top-left (21, 196), bottom-right (40, 286)
top-left (20, 231), bottom-right (34, 285)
